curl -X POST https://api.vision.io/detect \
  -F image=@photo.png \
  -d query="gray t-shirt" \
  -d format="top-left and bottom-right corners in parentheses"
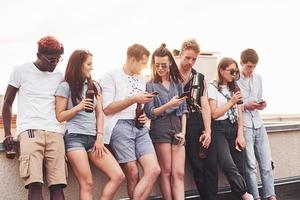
top-left (55, 81), bottom-right (99, 136)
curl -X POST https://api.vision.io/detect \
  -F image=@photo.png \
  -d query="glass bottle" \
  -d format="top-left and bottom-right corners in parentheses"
top-left (135, 103), bottom-right (144, 129)
top-left (234, 82), bottom-right (243, 105)
top-left (85, 79), bottom-right (95, 113)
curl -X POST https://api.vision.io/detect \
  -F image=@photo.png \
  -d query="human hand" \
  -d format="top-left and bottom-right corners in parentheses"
top-left (199, 130), bottom-right (211, 149)
top-left (230, 91), bottom-right (243, 105)
top-left (76, 98), bottom-right (94, 111)
top-left (167, 96), bottom-right (187, 108)
top-left (137, 113), bottom-right (148, 126)
top-left (3, 135), bottom-right (14, 151)
top-left (175, 132), bottom-right (186, 146)
top-left (244, 101), bottom-right (259, 111)
top-left (256, 100), bottom-right (267, 110)
top-left (235, 135), bottom-right (246, 152)
top-left (134, 92), bottom-right (154, 104)
top-left (92, 135), bottom-right (108, 158)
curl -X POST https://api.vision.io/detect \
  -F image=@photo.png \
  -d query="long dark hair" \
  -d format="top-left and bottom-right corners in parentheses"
top-left (216, 57), bottom-right (240, 93)
top-left (151, 43), bottom-right (183, 83)
top-left (64, 49), bottom-right (98, 106)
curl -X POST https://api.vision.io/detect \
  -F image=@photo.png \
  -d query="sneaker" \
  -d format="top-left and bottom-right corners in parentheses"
top-left (268, 196), bottom-right (277, 200)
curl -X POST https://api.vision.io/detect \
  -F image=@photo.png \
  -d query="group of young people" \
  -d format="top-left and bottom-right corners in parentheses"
top-left (2, 36), bottom-right (276, 200)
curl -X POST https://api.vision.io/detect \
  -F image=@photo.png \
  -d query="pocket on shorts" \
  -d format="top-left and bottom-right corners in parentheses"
top-left (19, 154), bottom-right (30, 178)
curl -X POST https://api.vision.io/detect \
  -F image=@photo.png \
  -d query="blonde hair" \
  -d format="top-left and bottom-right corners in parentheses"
top-left (180, 39), bottom-right (200, 54)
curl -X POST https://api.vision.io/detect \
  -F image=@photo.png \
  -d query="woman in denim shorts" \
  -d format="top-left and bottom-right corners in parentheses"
top-left (55, 49), bottom-right (124, 200)
top-left (144, 44), bottom-right (188, 200)
top-left (207, 57), bottom-right (253, 200)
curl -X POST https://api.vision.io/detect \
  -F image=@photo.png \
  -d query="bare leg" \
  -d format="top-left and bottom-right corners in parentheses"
top-left (154, 143), bottom-right (172, 200)
top-left (28, 182), bottom-right (43, 200)
top-left (49, 184), bottom-right (65, 200)
top-left (89, 147), bottom-right (125, 200)
top-left (171, 145), bottom-right (185, 200)
top-left (134, 153), bottom-right (161, 200)
top-left (67, 150), bottom-right (93, 200)
top-left (121, 161), bottom-right (140, 199)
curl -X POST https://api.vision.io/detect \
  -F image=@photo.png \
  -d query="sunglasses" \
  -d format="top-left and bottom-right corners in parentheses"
top-left (155, 63), bottom-right (169, 69)
top-left (225, 69), bottom-right (239, 75)
top-left (41, 54), bottom-right (62, 65)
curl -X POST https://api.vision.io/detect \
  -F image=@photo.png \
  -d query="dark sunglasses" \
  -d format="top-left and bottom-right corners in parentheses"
top-left (155, 63), bottom-right (169, 69)
top-left (225, 69), bottom-right (239, 75)
top-left (41, 54), bottom-right (62, 65)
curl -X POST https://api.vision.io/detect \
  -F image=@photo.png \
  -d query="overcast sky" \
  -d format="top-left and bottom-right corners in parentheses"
top-left (0, 0), bottom-right (299, 114)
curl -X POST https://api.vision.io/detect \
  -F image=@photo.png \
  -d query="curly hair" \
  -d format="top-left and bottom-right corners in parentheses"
top-left (180, 39), bottom-right (200, 54)
top-left (37, 36), bottom-right (64, 55)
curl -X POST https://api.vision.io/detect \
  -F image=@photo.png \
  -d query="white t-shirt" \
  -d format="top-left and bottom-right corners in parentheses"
top-left (102, 68), bottom-right (146, 144)
top-left (207, 82), bottom-right (231, 120)
top-left (9, 62), bottom-right (63, 135)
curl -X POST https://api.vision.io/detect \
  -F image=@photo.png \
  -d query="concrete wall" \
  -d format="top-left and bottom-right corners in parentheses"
top-left (1, 125), bottom-right (299, 200)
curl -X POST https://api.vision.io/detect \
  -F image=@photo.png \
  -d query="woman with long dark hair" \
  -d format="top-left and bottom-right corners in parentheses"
top-left (144, 44), bottom-right (188, 200)
top-left (55, 49), bottom-right (124, 200)
top-left (207, 57), bottom-right (253, 200)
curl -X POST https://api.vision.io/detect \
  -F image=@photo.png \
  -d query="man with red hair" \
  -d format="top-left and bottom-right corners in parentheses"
top-left (2, 36), bottom-right (67, 200)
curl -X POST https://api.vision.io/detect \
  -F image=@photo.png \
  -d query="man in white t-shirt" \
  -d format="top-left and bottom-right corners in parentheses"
top-left (102, 44), bottom-right (160, 200)
top-left (2, 36), bottom-right (67, 200)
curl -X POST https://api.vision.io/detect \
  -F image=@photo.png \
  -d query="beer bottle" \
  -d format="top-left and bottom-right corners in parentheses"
top-left (135, 103), bottom-right (144, 129)
top-left (5, 137), bottom-right (17, 159)
top-left (85, 79), bottom-right (95, 113)
top-left (234, 82), bottom-right (243, 105)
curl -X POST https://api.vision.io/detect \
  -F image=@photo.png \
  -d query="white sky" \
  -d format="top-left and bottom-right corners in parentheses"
top-left (0, 0), bottom-right (299, 114)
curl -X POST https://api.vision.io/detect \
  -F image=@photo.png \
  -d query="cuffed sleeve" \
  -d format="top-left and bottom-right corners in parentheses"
top-left (144, 82), bottom-right (157, 120)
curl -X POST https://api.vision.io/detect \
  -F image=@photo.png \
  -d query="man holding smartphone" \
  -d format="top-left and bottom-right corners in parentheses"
top-left (237, 49), bottom-right (277, 200)
top-left (178, 39), bottom-right (218, 200)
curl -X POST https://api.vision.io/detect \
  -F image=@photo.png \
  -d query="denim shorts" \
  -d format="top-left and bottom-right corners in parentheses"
top-left (64, 132), bottom-right (96, 152)
top-left (110, 119), bottom-right (155, 163)
top-left (149, 113), bottom-right (181, 144)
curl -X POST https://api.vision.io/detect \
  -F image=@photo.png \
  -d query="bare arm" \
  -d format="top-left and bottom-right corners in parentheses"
top-left (209, 98), bottom-right (235, 119)
top-left (103, 96), bottom-right (136, 115)
top-left (237, 105), bottom-right (244, 137)
top-left (55, 96), bottom-right (94, 122)
top-left (2, 85), bottom-right (18, 150)
top-left (103, 93), bottom-right (154, 115)
top-left (200, 83), bottom-right (211, 133)
top-left (95, 94), bottom-right (104, 134)
top-left (209, 91), bottom-right (242, 119)
top-left (151, 96), bottom-right (186, 116)
top-left (200, 95), bottom-right (212, 148)
top-left (181, 113), bottom-right (187, 135)
top-left (235, 104), bottom-right (246, 150)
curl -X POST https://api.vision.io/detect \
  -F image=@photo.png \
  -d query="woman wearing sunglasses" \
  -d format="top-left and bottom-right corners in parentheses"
top-left (207, 57), bottom-right (253, 200)
top-left (55, 49), bottom-right (125, 200)
top-left (144, 44), bottom-right (188, 200)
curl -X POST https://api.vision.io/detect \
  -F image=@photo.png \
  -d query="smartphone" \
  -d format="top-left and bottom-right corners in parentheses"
top-left (151, 91), bottom-right (159, 95)
top-left (179, 91), bottom-right (190, 98)
top-left (257, 99), bottom-right (266, 104)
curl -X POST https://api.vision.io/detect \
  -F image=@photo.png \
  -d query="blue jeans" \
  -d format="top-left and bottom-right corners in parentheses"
top-left (244, 126), bottom-right (275, 199)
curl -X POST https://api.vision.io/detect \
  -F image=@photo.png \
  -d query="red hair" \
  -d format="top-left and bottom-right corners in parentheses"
top-left (37, 36), bottom-right (64, 55)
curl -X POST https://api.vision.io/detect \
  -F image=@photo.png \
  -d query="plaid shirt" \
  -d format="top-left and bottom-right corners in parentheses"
top-left (183, 69), bottom-right (206, 113)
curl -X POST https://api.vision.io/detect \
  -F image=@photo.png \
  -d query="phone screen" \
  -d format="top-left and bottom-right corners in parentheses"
top-left (151, 91), bottom-right (159, 95)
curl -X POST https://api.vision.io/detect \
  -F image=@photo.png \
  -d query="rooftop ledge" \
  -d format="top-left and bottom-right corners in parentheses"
top-left (0, 118), bottom-right (299, 199)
